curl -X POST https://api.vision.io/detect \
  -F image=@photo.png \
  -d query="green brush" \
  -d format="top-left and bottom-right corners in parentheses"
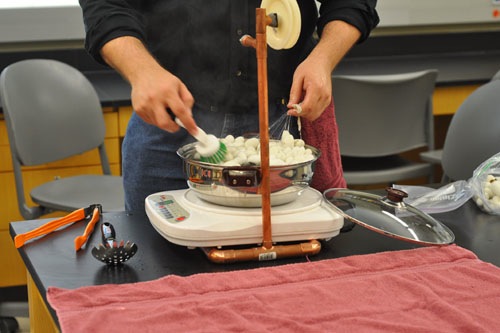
top-left (175, 118), bottom-right (227, 164)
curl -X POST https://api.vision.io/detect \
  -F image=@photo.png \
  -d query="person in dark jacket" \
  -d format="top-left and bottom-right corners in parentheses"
top-left (79, 0), bottom-right (379, 212)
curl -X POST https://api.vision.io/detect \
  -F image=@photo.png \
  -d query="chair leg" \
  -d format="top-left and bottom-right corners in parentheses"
top-left (429, 168), bottom-right (435, 184)
top-left (0, 317), bottom-right (19, 333)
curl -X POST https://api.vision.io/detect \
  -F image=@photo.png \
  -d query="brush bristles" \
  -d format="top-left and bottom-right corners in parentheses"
top-left (200, 142), bottom-right (227, 164)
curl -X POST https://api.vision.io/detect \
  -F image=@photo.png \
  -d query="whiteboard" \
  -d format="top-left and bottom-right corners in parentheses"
top-left (376, 0), bottom-right (500, 27)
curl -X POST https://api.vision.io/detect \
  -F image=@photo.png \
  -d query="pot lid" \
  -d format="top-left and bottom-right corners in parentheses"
top-left (323, 187), bottom-right (455, 246)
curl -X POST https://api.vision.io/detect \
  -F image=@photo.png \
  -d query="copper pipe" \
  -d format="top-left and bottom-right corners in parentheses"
top-left (223, 7), bottom-right (322, 263)
top-left (255, 8), bottom-right (273, 250)
top-left (239, 35), bottom-right (256, 49)
top-left (241, 9), bottom-right (273, 249)
top-left (203, 240), bottom-right (322, 264)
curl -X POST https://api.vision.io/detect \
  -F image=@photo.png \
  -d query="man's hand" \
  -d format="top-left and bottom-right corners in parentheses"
top-left (130, 63), bottom-right (194, 133)
top-left (287, 56), bottom-right (333, 122)
top-left (287, 20), bottom-right (361, 121)
top-left (101, 36), bottom-right (198, 135)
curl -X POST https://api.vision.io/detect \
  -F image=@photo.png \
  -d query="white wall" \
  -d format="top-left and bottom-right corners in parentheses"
top-left (0, 0), bottom-right (78, 9)
top-left (376, 0), bottom-right (500, 27)
top-left (0, 0), bottom-right (84, 43)
top-left (0, 1), bottom-right (499, 44)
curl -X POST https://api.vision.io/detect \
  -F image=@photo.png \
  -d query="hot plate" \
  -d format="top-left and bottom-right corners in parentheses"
top-left (146, 187), bottom-right (343, 248)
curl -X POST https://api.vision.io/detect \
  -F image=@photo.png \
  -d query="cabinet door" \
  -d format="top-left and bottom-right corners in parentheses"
top-left (433, 85), bottom-right (481, 116)
top-left (0, 230), bottom-right (27, 287)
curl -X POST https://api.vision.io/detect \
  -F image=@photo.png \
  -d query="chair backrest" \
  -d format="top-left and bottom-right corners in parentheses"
top-left (441, 79), bottom-right (500, 181)
top-left (491, 69), bottom-right (500, 81)
top-left (332, 69), bottom-right (438, 157)
top-left (0, 59), bottom-right (106, 166)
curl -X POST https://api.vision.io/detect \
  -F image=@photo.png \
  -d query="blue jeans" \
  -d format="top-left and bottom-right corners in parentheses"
top-left (122, 102), bottom-right (298, 212)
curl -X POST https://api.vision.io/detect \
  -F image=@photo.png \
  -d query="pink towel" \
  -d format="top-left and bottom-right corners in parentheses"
top-left (48, 245), bottom-right (500, 332)
top-left (301, 100), bottom-right (346, 191)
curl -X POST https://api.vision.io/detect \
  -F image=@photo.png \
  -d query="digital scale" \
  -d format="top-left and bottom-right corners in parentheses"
top-left (146, 188), bottom-right (344, 249)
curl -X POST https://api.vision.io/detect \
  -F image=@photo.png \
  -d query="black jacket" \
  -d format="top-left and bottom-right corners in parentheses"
top-left (79, 0), bottom-right (378, 110)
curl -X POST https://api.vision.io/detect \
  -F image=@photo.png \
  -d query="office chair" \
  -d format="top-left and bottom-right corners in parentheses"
top-left (491, 69), bottom-right (500, 81)
top-left (332, 69), bottom-right (438, 186)
top-left (0, 59), bottom-right (125, 220)
top-left (421, 79), bottom-right (500, 182)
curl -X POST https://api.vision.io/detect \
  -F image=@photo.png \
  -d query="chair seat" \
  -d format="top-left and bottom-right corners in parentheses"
top-left (342, 156), bottom-right (432, 185)
top-left (30, 175), bottom-right (124, 212)
top-left (420, 150), bottom-right (443, 164)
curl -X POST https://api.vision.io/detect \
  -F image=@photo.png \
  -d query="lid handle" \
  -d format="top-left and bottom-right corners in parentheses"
top-left (385, 187), bottom-right (408, 203)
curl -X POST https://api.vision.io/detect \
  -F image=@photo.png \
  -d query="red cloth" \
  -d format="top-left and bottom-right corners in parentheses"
top-left (48, 245), bottom-right (500, 332)
top-left (301, 100), bottom-right (346, 191)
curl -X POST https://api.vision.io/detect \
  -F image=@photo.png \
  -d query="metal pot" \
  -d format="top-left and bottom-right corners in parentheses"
top-left (177, 141), bottom-right (321, 207)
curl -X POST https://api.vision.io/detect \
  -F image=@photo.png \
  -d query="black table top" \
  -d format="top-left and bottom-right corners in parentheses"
top-left (9, 197), bottom-right (500, 326)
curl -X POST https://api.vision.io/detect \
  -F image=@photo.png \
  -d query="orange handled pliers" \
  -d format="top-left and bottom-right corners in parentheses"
top-left (14, 204), bottom-right (102, 251)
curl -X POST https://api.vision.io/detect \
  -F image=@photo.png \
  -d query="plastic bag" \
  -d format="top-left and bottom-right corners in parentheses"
top-left (469, 152), bottom-right (500, 215)
top-left (393, 181), bottom-right (473, 214)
